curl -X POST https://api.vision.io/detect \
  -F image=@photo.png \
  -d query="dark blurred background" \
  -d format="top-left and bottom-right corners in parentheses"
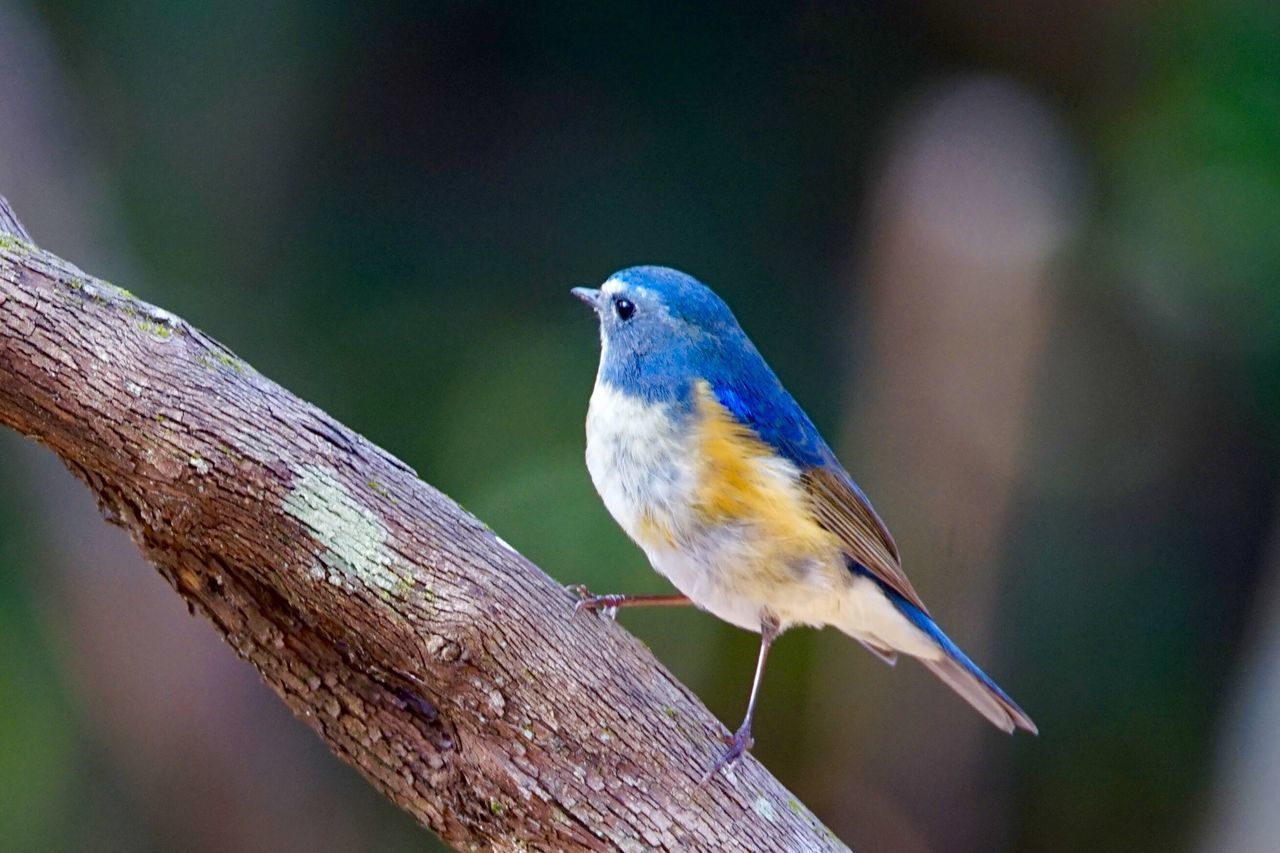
top-left (2, 1), bottom-right (1279, 851)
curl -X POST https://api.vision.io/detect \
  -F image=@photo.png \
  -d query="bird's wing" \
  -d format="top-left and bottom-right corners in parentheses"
top-left (800, 464), bottom-right (928, 613)
top-left (710, 379), bottom-right (929, 615)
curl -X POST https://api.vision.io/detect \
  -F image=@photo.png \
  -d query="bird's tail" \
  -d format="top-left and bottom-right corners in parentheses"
top-left (884, 587), bottom-right (1038, 735)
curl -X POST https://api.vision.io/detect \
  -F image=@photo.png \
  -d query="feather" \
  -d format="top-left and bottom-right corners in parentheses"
top-left (889, 582), bottom-right (1039, 734)
top-left (801, 465), bottom-right (929, 614)
top-left (704, 378), bottom-right (928, 614)
top-left (858, 639), bottom-right (899, 666)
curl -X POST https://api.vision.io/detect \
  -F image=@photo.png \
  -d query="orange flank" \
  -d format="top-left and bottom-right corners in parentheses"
top-left (689, 381), bottom-right (840, 561)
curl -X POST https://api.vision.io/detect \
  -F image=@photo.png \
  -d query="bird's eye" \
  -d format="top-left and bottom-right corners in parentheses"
top-left (614, 298), bottom-right (636, 321)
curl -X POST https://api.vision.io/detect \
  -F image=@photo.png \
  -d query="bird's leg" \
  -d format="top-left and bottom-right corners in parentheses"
top-left (702, 612), bottom-right (781, 782)
top-left (567, 585), bottom-right (690, 620)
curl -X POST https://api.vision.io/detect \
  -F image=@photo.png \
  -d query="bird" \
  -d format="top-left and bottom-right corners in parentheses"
top-left (569, 265), bottom-right (1036, 776)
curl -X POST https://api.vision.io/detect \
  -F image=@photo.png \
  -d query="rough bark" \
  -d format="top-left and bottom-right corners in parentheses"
top-left (0, 196), bottom-right (846, 852)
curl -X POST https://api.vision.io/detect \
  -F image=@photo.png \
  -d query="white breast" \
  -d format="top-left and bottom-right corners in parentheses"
top-left (583, 380), bottom-right (766, 630)
top-left (584, 380), bottom-right (694, 545)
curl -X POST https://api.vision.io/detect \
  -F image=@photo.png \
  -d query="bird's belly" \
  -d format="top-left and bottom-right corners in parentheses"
top-left (643, 532), bottom-right (851, 632)
top-left (585, 381), bottom-right (850, 632)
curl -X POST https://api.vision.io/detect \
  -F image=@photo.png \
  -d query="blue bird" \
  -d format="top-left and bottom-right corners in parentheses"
top-left (570, 266), bottom-right (1036, 775)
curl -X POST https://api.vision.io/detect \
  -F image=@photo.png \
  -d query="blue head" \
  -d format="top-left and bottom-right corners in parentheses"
top-left (574, 265), bottom-right (836, 469)
top-left (572, 266), bottom-right (759, 405)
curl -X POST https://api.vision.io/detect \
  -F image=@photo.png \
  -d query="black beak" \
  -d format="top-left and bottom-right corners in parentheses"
top-left (571, 287), bottom-right (604, 312)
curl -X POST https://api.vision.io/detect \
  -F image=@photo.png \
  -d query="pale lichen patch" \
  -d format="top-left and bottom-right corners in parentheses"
top-left (145, 306), bottom-right (180, 326)
top-left (0, 234), bottom-right (34, 252)
top-left (137, 318), bottom-right (173, 339)
top-left (283, 465), bottom-right (399, 595)
top-left (751, 797), bottom-right (777, 823)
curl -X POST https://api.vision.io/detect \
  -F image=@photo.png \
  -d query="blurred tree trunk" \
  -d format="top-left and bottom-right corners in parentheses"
top-left (0, 201), bottom-right (845, 852)
top-left (806, 77), bottom-right (1076, 851)
top-left (1200, 508), bottom-right (1280, 853)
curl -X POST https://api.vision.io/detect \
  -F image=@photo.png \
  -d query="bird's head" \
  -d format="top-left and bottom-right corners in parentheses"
top-left (572, 266), bottom-right (746, 398)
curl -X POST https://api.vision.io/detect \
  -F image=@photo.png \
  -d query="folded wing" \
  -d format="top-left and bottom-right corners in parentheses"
top-left (708, 378), bottom-right (927, 614)
top-left (801, 464), bottom-right (928, 614)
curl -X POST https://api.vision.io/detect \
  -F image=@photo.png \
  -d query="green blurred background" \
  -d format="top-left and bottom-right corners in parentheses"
top-left (3, 1), bottom-right (1279, 850)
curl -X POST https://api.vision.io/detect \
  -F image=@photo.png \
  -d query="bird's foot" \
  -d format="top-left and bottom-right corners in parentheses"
top-left (566, 585), bottom-right (623, 620)
top-left (700, 725), bottom-right (755, 784)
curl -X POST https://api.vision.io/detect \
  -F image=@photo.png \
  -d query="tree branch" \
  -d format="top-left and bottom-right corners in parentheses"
top-left (0, 196), bottom-right (846, 851)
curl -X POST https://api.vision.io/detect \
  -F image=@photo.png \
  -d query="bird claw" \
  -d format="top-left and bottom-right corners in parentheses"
top-left (700, 726), bottom-right (755, 784)
top-left (567, 585), bottom-right (621, 621)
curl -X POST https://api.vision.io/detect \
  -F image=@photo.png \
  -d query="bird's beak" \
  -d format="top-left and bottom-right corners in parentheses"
top-left (571, 287), bottom-right (604, 313)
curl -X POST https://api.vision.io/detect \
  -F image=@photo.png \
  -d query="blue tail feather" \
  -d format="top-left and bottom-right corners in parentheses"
top-left (853, 564), bottom-right (1037, 733)
top-left (889, 589), bottom-right (1025, 708)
